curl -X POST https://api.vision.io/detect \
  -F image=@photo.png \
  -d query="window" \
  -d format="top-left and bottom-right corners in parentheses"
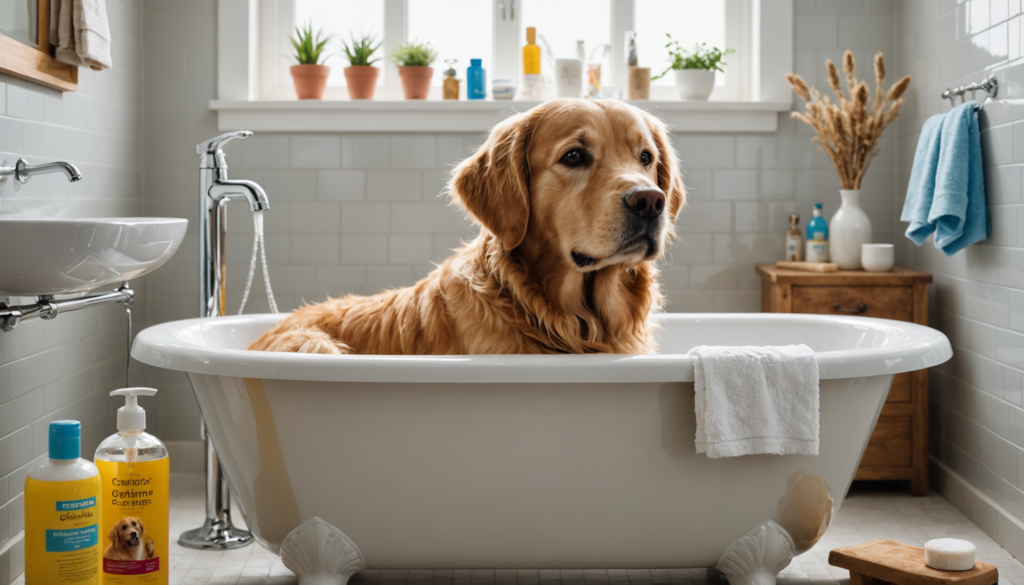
top-left (519, 0), bottom-right (611, 70)
top-left (408, 0), bottom-right (493, 87)
top-left (255, 0), bottom-right (760, 102)
top-left (294, 0), bottom-right (385, 88)
top-left (636, 0), bottom-right (725, 87)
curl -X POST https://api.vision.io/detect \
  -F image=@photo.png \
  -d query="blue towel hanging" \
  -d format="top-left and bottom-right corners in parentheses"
top-left (901, 112), bottom-right (945, 245)
top-left (900, 101), bottom-right (990, 255)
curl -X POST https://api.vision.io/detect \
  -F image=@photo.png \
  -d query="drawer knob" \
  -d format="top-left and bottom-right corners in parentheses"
top-left (834, 302), bottom-right (867, 314)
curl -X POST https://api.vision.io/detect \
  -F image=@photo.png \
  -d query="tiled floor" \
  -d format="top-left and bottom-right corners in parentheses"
top-left (25, 476), bottom-right (1024, 585)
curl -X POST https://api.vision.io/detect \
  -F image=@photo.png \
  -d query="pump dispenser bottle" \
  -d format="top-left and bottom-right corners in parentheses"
top-left (25, 420), bottom-right (102, 585)
top-left (95, 388), bottom-right (169, 585)
top-left (806, 203), bottom-right (830, 262)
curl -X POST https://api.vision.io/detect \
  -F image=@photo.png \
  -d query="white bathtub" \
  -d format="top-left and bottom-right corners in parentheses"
top-left (133, 313), bottom-right (951, 585)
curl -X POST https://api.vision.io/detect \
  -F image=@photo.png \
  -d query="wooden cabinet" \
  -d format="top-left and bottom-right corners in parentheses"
top-left (756, 265), bottom-right (933, 496)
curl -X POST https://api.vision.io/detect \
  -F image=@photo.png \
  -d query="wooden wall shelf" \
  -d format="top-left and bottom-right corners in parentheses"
top-left (0, 0), bottom-right (78, 92)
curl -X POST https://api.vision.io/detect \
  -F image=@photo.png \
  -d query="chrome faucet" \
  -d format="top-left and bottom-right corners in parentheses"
top-left (196, 131), bottom-right (270, 319)
top-left (0, 158), bottom-right (83, 183)
top-left (180, 131), bottom-right (270, 551)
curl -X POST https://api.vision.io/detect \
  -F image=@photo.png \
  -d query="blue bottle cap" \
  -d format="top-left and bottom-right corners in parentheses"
top-left (814, 203), bottom-right (823, 209)
top-left (470, 59), bottom-right (482, 66)
top-left (49, 420), bottom-right (81, 460)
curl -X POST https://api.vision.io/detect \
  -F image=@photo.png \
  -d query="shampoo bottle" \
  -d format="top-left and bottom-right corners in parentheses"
top-left (806, 203), bottom-right (830, 262)
top-left (95, 388), bottom-right (169, 585)
top-left (523, 27), bottom-right (541, 75)
top-left (25, 421), bottom-right (102, 585)
top-left (467, 59), bottom-right (486, 100)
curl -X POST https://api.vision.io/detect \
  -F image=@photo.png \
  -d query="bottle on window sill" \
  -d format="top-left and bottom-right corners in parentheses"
top-left (443, 59), bottom-right (460, 100)
top-left (467, 59), bottom-right (486, 100)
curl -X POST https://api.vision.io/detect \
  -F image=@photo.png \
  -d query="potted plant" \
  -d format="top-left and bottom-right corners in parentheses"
top-left (786, 51), bottom-right (910, 269)
top-left (289, 23), bottom-right (332, 100)
top-left (391, 40), bottom-right (438, 100)
top-left (653, 37), bottom-right (733, 101)
top-left (342, 33), bottom-right (383, 100)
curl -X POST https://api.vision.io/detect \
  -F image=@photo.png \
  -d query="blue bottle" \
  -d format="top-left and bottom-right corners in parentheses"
top-left (805, 203), bottom-right (830, 262)
top-left (467, 59), bottom-right (486, 100)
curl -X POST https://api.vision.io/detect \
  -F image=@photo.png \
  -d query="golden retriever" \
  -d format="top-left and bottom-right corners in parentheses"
top-left (249, 98), bottom-right (685, 355)
top-left (104, 516), bottom-right (156, 561)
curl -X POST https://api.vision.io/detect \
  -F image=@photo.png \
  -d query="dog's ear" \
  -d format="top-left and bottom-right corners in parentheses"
top-left (108, 524), bottom-right (118, 546)
top-left (449, 110), bottom-right (533, 250)
top-left (642, 111), bottom-right (686, 223)
top-left (137, 518), bottom-right (145, 534)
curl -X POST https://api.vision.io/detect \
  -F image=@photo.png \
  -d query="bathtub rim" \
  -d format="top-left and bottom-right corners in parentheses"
top-left (131, 312), bottom-right (952, 384)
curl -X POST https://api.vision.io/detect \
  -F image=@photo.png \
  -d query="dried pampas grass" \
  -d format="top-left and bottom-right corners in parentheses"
top-left (786, 50), bottom-right (909, 190)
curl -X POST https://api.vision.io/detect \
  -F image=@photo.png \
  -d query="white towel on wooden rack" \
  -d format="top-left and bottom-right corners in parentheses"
top-left (51, 0), bottom-right (112, 70)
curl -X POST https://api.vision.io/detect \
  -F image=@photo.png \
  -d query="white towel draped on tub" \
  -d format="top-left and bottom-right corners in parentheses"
top-left (690, 344), bottom-right (820, 459)
top-left (50, 0), bottom-right (112, 70)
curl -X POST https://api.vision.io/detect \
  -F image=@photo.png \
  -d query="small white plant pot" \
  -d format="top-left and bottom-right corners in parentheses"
top-left (675, 69), bottom-right (716, 100)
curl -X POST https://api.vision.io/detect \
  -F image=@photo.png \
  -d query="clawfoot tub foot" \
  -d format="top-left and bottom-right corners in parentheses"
top-left (715, 520), bottom-right (795, 585)
top-left (280, 516), bottom-right (366, 585)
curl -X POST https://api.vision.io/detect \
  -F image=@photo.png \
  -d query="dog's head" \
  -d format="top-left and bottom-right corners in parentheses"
top-left (450, 99), bottom-right (685, 272)
top-left (109, 516), bottom-right (145, 550)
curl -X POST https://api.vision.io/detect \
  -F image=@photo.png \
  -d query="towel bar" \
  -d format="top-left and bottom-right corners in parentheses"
top-left (940, 75), bottom-right (997, 106)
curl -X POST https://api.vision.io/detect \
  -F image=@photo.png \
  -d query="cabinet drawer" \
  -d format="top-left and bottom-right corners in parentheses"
top-left (887, 373), bottom-right (912, 403)
top-left (792, 286), bottom-right (913, 321)
top-left (860, 417), bottom-right (912, 467)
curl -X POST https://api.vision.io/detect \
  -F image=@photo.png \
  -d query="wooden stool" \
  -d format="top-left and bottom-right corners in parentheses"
top-left (829, 540), bottom-right (998, 585)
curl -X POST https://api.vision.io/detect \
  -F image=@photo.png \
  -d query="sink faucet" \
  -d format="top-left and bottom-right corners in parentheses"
top-left (0, 158), bottom-right (83, 183)
top-left (183, 130), bottom-right (268, 552)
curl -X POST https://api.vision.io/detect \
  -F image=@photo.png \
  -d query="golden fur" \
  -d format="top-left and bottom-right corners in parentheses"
top-left (104, 516), bottom-right (156, 561)
top-left (249, 99), bottom-right (685, 355)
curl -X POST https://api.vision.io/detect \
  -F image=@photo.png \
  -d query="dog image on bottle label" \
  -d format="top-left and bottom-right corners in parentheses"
top-left (103, 516), bottom-right (156, 561)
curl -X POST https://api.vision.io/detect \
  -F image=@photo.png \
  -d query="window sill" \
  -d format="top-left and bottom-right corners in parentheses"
top-left (208, 99), bottom-right (793, 133)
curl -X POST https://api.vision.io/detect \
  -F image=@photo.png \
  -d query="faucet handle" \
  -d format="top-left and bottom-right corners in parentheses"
top-left (196, 131), bottom-right (253, 156)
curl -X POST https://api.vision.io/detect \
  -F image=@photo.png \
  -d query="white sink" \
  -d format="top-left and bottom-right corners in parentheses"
top-left (0, 217), bottom-right (188, 296)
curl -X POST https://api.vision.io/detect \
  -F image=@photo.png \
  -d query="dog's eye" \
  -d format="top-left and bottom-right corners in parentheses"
top-left (640, 151), bottom-right (653, 166)
top-left (122, 525), bottom-right (127, 530)
top-left (560, 148), bottom-right (586, 167)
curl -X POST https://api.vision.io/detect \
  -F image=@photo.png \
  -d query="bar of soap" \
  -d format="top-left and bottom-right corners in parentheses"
top-left (924, 538), bottom-right (976, 571)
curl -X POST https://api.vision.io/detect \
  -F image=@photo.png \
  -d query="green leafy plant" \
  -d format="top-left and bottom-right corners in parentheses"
top-left (342, 33), bottom-right (383, 66)
top-left (390, 40), bottom-right (438, 67)
top-left (652, 36), bottom-right (734, 80)
top-left (290, 23), bottom-right (332, 65)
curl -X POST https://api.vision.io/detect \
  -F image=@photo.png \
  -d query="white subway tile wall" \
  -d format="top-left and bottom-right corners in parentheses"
top-left (0, 1), bottom-right (143, 582)
top-left (895, 0), bottom-right (1024, 560)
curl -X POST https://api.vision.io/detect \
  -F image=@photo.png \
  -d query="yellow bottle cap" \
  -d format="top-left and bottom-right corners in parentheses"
top-left (526, 27), bottom-right (536, 43)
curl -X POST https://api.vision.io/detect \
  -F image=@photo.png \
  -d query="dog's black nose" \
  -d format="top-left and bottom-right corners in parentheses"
top-left (625, 189), bottom-right (665, 219)
top-left (130, 532), bottom-right (137, 537)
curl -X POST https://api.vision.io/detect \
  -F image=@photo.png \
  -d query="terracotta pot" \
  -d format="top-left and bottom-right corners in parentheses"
top-left (399, 66), bottom-right (434, 100)
top-left (344, 66), bottom-right (379, 100)
top-left (290, 64), bottom-right (330, 100)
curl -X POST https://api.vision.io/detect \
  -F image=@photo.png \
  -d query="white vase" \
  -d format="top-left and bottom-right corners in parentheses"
top-left (674, 69), bottom-right (715, 100)
top-left (829, 189), bottom-right (873, 270)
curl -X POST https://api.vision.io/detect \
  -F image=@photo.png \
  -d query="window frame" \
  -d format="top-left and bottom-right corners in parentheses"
top-left (214, 0), bottom-right (794, 133)
top-left (255, 0), bottom-right (756, 101)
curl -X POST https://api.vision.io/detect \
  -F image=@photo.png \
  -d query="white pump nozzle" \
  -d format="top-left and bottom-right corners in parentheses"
top-left (111, 387), bottom-right (157, 432)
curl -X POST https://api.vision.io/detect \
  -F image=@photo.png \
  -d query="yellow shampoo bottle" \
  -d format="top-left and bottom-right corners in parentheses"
top-left (523, 27), bottom-right (541, 74)
top-left (25, 420), bottom-right (102, 585)
top-left (95, 388), bottom-right (169, 585)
